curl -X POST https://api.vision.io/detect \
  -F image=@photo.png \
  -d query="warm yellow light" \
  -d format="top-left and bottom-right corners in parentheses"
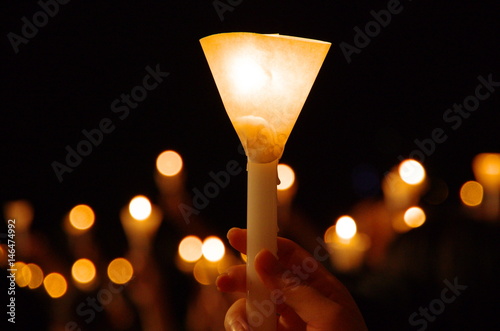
top-left (12, 262), bottom-right (30, 287)
top-left (202, 236), bottom-right (225, 262)
top-left (193, 259), bottom-right (219, 285)
top-left (178, 236), bottom-right (203, 262)
top-left (107, 258), bottom-right (133, 284)
top-left (3, 200), bottom-right (34, 232)
top-left (335, 216), bottom-right (357, 240)
top-left (69, 204), bottom-right (95, 230)
top-left (27, 263), bottom-right (44, 289)
top-left (129, 195), bottom-right (152, 221)
top-left (460, 181), bottom-right (484, 207)
top-left (324, 225), bottom-right (336, 243)
top-left (399, 160), bottom-right (426, 185)
top-left (277, 164), bottom-right (295, 190)
top-left (200, 32), bottom-right (331, 163)
top-left (72, 259), bottom-right (96, 284)
top-left (43, 273), bottom-right (67, 298)
top-left (404, 207), bottom-right (426, 228)
top-left (473, 153), bottom-right (500, 189)
top-left (156, 150), bottom-right (183, 176)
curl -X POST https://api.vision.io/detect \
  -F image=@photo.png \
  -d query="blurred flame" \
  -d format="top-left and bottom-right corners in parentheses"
top-left (277, 164), bottom-right (295, 190)
top-left (27, 263), bottom-right (44, 289)
top-left (178, 236), bottom-right (203, 263)
top-left (460, 181), bottom-right (484, 207)
top-left (69, 204), bottom-right (95, 231)
top-left (335, 216), bottom-right (357, 240)
top-left (108, 258), bottom-right (134, 284)
top-left (129, 196), bottom-right (152, 221)
top-left (12, 262), bottom-right (30, 287)
top-left (473, 153), bottom-right (500, 188)
top-left (202, 236), bottom-right (225, 262)
top-left (72, 258), bottom-right (96, 284)
top-left (156, 150), bottom-right (183, 177)
top-left (3, 200), bottom-right (34, 232)
top-left (43, 273), bottom-right (67, 298)
top-left (403, 207), bottom-right (426, 228)
top-left (399, 160), bottom-right (426, 185)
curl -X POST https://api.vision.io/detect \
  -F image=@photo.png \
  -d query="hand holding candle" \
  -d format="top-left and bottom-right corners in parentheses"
top-left (201, 32), bottom-right (330, 330)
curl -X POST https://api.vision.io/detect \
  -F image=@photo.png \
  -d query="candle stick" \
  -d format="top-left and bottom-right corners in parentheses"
top-left (201, 32), bottom-right (330, 330)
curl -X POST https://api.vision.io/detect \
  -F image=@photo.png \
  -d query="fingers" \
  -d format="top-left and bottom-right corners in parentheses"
top-left (224, 298), bottom-right (249, 331)
top-left (216, 264), bottom-right (246, 293)
top-left (256, 249), bottom-right (367, 331)
top-left (227, 228), bottom-right (348, 300)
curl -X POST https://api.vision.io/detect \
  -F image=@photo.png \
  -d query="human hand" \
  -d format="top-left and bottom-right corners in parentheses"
top-left (216, 227), bottom-right (368, 331)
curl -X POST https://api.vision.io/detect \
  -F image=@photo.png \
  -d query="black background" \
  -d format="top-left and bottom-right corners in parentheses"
top-left (1, 0), bottom-right (499, 330)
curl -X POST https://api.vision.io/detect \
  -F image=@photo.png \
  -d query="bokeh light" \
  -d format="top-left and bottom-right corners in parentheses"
top-left (473, 153), bottom-right (500, 188)
top-left (43, 273), bottom-right (67, 298)
top-left (324, 225), bottom-right (336, 243)
top-left (399, 159), bottom-right (426, 185)
top-left (404, 207), bottom-right (426, 228)
top-left (277, 164), bottom-right (295, 190)
top-left (129, 195), bottom-right (152, 221)
top-left (108, 258), bottom-right (134, 284)
top-left (460, 181), bottom-right (484, 207)
top-left (12, 262), bottom-right (30, 287)
top-left (335, 216), bottom-right (357, 240)
top-left (27, 263), bottom-right (44, 289)
top-left (3, 200), bottom-right (34, 232)
top-left (202, 236), bottom-right (225, 262)
top-left (72, 258), bottom-right (96, 284)
top-left (156, 150), bottom-right (183, 176)
top-left (178, 236), bottom-right (203, 262)
top-left (69, 204), bottom-right (95, 231)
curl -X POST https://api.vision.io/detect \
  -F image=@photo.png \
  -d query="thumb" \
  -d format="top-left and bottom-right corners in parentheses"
top-left (255, 249), bottom-right (363, 331)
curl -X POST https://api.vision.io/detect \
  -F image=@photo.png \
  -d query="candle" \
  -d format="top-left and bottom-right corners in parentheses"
top-left (326, 216), bottom-right (370, 273)
top-left (201, 32), bottom-right (330, 330)
top-left (472, 153), bottom-right (500, 221)
top-left (120, 195), bottom-right (162, 256)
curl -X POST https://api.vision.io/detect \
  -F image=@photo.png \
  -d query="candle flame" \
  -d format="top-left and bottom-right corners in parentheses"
top-left (277, 164), bottom-right (295, 190)
top-left (178, 236), bottom-right (203, 262)
top-left (399, 159), bottom-right (426, 185)
top-left (403, 207), bottom-right (426, 228)
top-left (460, 181), bottom-right (484, 207)
top-left (157, 150), bottom-right (183, 176)
top-left (335, 216), bottom-right (357, 240)
top-left (129, 195), bottom-right (152, 221)
top-left (202, 236), bottom-right (225, 262)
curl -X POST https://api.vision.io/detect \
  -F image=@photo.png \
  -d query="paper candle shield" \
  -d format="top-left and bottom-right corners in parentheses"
top-left (200, 32), bottom-right (331, 163)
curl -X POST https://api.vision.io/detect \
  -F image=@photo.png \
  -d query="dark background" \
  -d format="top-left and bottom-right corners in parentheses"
top-left (1, 0), bottom-right (499, 330)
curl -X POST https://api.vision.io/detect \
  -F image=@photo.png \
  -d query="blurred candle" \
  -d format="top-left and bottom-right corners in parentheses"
top-left (155, 150), bottom-right (185, 194)
top-left (383, 160), bottom-right (427, 213)
top-left (473, 153), bottom-right (500, 220)
top-left (326, 216), bottom-right (370, 273)
top-left (120, 195), bottom-right (162, 255)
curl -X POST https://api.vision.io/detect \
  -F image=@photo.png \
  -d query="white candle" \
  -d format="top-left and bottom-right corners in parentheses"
top-left (246, 160), bottom-right (279, 330)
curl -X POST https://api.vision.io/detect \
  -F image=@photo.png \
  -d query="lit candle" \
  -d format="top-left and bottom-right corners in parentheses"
top-left (120, 195), bottom-right (162, 256)
top-left (326, 216), bottom-right (370, 273)
top-left (201, 32), bottom-right (330, 330)
top-left (472, 153), bottom-right (500, 221)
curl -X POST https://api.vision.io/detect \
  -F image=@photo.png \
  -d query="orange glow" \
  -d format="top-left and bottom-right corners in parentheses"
top-left (27, 263), bottom-right (44, 289)
top-left (69, 204), bottom-right (95, 231)
top-left (43, 273), bottom-right (67, 298)
top-left (335, 216), bottom-right (357, 240)
top-left (277, 164), bottom-right (295, 190)
top-left (72, 259), bottom-right (96, 284)
top-left (473, 153), bottom-right (500, 189)
top-left (193, 259), bottom-right (219, 285)
top-left (404, 207), bottom-right (426, 228)
top-left (128, 195), bottom-right (152, 221)
top-left (107, 258), bottom-right (133, 284)
top-left (12, 262), bottom-right (30, 287)
top-left (202, 236), bottom-right (225, 262)
top-left (178, 236), bottom-right (203, 262)
top-left (324, 225), bottom-right (336, 243)
top-left (3, 200), bottom-right (34, 232)
top-left (399, 160), bottom-right (426, 185)
top-left (460, 181), bottom-right (484, 206)
top-left (156, 150), bottom-right (183, 176)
